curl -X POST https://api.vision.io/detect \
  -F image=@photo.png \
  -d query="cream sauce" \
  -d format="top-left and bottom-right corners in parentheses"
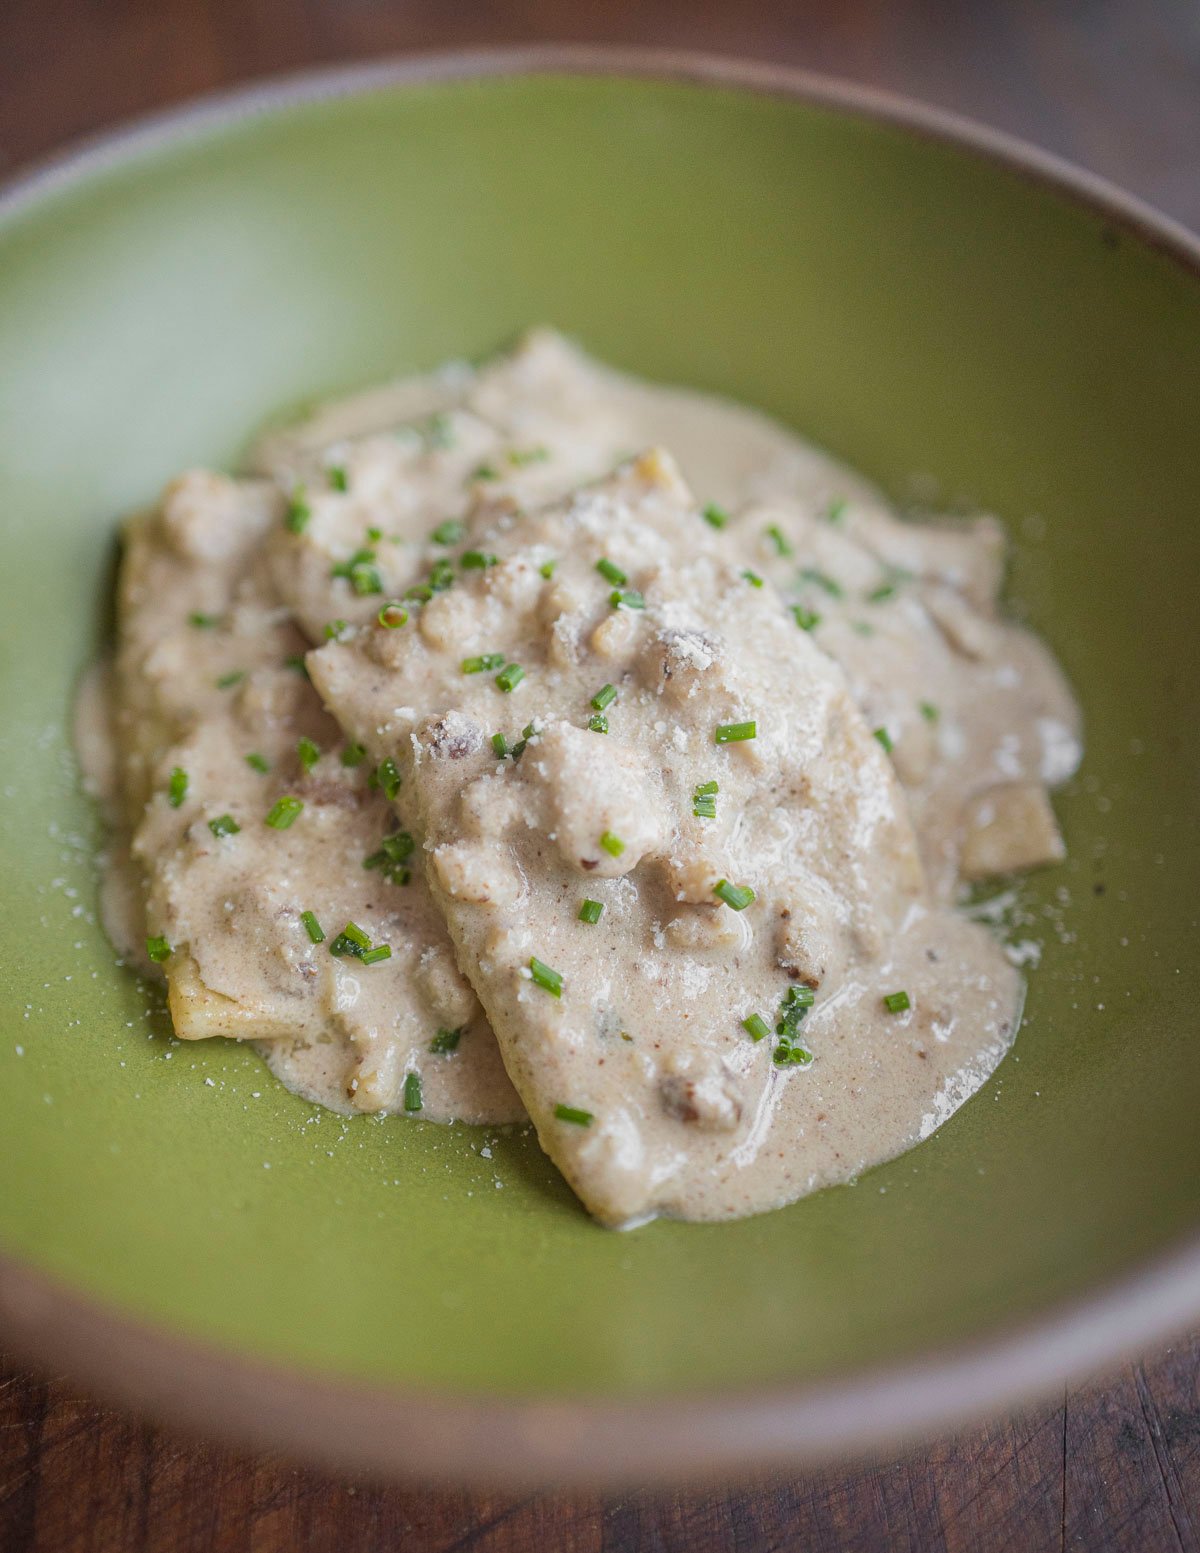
top-left (308, 452), bottom-right (1026, 1224)
top-left (77, 330), bottom-right (1081, 1220)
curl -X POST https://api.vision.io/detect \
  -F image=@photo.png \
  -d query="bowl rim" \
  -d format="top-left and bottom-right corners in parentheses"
top-left (2, 43), bottom-right (1199, 1487)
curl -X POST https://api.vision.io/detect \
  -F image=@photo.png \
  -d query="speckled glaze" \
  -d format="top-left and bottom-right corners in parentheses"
top-left (0, 50), bottom-right (1198, 1483)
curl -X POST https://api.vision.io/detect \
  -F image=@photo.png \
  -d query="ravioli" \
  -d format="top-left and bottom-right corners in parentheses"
top-left (307, 454), bottom-right (1023, 1224)
top-left (106, 469), bottom-right (521, 1122)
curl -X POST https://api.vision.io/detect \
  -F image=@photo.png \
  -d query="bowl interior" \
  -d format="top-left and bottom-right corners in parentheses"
top-left (1, 66), bottom-right (1198, 1401)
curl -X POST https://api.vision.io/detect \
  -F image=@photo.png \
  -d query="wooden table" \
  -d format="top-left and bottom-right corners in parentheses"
top-left (2, 3), bottom-right (1199, 1548)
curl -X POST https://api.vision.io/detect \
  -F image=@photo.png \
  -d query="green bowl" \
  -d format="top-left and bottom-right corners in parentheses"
top-left (2, 49), bottom-right (1198, 1485)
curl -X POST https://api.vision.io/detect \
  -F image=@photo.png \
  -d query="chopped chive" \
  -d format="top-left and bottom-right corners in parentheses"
top-left (609, 588), bottom-right (645, 610)
top-left (428, 557), bottom-right (455, 592)
top-left (325, 618), bottom-right (350, 641)
top-left (702, 502), bottom-right (729, 530)
top-left (538, 558), bottom-right (558, 579)
top-left (508, 445), bottom-right (549, 466)
top-left (300, 910), bottom-right (325, 944)
top-left (366, 525), bottom-right (383, 543)
top-left (404, 1071), bottom-right (423, 1112)
top-left (773, 1043), bottom-right (814, 1067)
top-left (595, 557), bottom-right (627, 586)
top-left (430, 1026), bottom-right (463, 1054)
top-left (692, 781), bottom-right (717, 819)
top-left (591, 683), bottom-right (617, 711)
top-left (461, 550), bottom-right (498, 570)
top-left (826, 496), bottom-right (847, 524)
top-left (741, 569), bottom-right (764, 588)
top-left (145, 934), bottom-right (171, 963)
top-left (742, 1013), bottom-right (771, 1043)
top-left (783, 984), bottom-right (816, 1010)
top-left (495, 663), bottom-right (525, 693)
top-left (491, 732), bottom-right (510, 758)
top-left (791, 605), bottom-right (821, 632)
top-left (361, 944), bottom-right (392, 966)
top-left (766, 524), bottom-right (793, 557)
top-left (798, 567), bottom-right (844, 598)
top-left (470, 462), bottom-right (499, 482)
top-left (167, 767), bottom-right (188, 808)
top-left (883, 989), bottom-right (912, 1014)
top-left (297, 736), bottom-right (320, 773)
top-left (284, 486), bottom-right (311, 534)
top-left (554, 1103), bottom-right (593, 1127)
top-left (329, 920), bottom-right (371, 959)
top-left (245, 752), bottom-right (270, 774)
top-left (715, 720), bottom-right (756, 744)
top-left (377, 601), bottom-right (408, 629)
top-left (374, 758), bottom-right (402, 801)
top-left (216, 670), bottom-right (244, 690)
top-left (188, 611), bottom-right (221, 629)
top-left (340, 741), bottom-right (367, 768)
top-left (331, 547), bottom-right (383, 595)
top-left (431, 518), bottom-right (465, 546)
top-left (599, 831), bottom-right (625, 858)
top-left (328, 465), bottom-right (348, 492)
top-left (873, 726), bottom-right (894, 754)
top-left (285, 655), bottom-right (310, 677)
top-left (405, 583), bottom-right (433, 604)
top-left (462, 652), bottom-right (506, 674)
top-left (920, 700), bottom-right (940, 723)
top-left (207, 813), bottom-right (240, 838)
top-left (363, 829), bottom-right (415, 885)
top-left (265, 795), bottom-right (304, 830)
top-left (529, 957), bottom-right (564, 997)
top-left (868, 582), bottom-right (898, 603)
top-left (587, 713), bottom-right (608, 734)
top-left (714, 879), bottom-right (756, 911)
top-left (578, 899), bottom-right (604, 924)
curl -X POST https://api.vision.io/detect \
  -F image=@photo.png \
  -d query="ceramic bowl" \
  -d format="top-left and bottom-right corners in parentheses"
top-left (2, 49), bottom-right (1198, 1485)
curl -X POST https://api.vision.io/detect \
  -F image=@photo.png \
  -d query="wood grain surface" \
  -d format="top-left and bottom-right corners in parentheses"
top-left (2, 2), bottom-right (1199, 1549)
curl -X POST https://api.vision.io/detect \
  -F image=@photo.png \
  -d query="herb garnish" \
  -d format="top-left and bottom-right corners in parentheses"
top-left (264, 795), bottom-right (304, 830)
top-left (554, 1104), bottom-right (593, 1126)
top-left (595, 558), bottom-right (627, 586)
top-left (300, 911), bottom-right (325, 944)
top-left (168, 767), bottom-right (188, 808)
top-left (462, 652), bottom-right (506, 674)
top-left (285, 486), bottom-right (311, 534)
top-left (883, 990), bottom-right (912, 1014)
top-left (715, 720), bottom-right (756, 744)
top-left (713, 879), bottom-right (755, 911)
top-left (208, 814), bottom-right (240, 838)
top-left (692, 780), bottom-right (718, 819)
top-left (495, 663), bottom-right (525, 693)
top-left (529, 957), bottom-right (564, 997)
top-left (146, 935), bottom-right (171, 963)
top-left (578, 899), bottom-right (604, 924)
